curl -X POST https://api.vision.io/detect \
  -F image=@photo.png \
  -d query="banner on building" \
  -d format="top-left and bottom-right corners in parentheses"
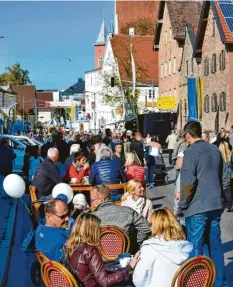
top-left (75, 105), bottom-right (79, 120)
top-left (188, 78), bottom-right (198, 121)
top-left (199, 78), bottom-right (204, 120)
top-left (70, 105), bottom-right (75, 121)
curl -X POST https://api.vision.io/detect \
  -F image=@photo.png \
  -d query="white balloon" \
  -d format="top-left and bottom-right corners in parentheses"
top-left (52, 183), bottom-right (74, 204)
top-left (3, 174), bottom-right (25, 198)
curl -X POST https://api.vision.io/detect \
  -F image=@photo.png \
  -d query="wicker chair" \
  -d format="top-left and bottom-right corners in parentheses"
top-left (171, 256), bottom-right (216, 287)
top-left (99, 225), bottom-right (130, 261)
top-left (29, 185), bottom-right (41, 222)
top-left (36, 249), bottom-right (49, 283)
top-left (36, 249), bottom-right (49, 265)
top-left (43, 260), bottom-right (79, 287)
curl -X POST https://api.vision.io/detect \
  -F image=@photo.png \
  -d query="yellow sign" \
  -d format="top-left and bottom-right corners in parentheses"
top-left (157, 96), bottom-right (176, 110)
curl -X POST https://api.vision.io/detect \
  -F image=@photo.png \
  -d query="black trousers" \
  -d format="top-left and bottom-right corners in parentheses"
top-left (168, 149), bottom-right (173, 165)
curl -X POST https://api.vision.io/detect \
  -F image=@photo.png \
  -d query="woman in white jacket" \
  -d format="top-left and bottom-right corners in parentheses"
top-left (133, 208), bottom-right (193, 287)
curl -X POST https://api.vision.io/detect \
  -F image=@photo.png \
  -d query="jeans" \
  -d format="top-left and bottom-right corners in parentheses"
top-left (168, 149), bottom-right (173, 165)
top-left (185, 210), bottom-right (228, 287)
top-left (147, 164), bottom-right (155, 185)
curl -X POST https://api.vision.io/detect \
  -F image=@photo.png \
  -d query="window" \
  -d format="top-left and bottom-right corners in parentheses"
top-left (204, 57), bottom-right (209, 75)
top-left (98, 57), bottom-right (103, 67)
top-left (212, 17), bottom-right (215, 37)
top-left (220, 92), bottom-right (226, 111)
top-left (161, 92), bottom-right (164, 97)
top-left (169, 60), bottom-right (171, 75)
top-left (211, 93), bottom-right (218, 112)
top-left (164, 62), bottom-right (167, 77)
top-left (174, 88), bottom-right (176, 98)
top-left (173, 57), bottom-right (176, 74)
top-left (169, 89), bottom-right (172, 96)
top-left (211, 54), bottom-right (216, 73)
top-left (161, 64), bottom-right (163, 79)
top-left (165, 91), bottom-right (168, 96)
top-left (204, 95), bottom-right (210, 113)
top-left (219, 50), bottom-right (226, 70)
top-left (186, 60), bottom-right (189, 76)
top-left (169, 27), bottom-right (172, 42)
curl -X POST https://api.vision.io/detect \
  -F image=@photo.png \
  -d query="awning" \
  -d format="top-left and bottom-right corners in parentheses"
top-left (48, 118), bottom-right (59, 125)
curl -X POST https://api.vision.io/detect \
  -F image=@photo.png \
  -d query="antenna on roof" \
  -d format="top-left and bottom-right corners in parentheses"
top-left (103, 9), bottom-right (105, 22)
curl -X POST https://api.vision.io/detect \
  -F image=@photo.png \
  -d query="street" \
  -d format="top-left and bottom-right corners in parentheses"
top-left (147, 154), bottom-right (233, 286)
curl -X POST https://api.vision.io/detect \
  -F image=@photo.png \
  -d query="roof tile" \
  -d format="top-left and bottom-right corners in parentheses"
top-left (214, 1), bottom-right (233, 43)
top-left (111, 35), bottom-right (158, 84)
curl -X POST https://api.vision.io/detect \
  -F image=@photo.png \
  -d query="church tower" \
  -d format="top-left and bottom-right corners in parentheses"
top-left (94, 20), bottom-right (108, 69)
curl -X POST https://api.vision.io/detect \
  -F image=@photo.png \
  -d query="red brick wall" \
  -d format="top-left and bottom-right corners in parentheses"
top-left (201, 7), bottom-right (229, 131)
top-left (228, 49), bottom-right (233, 126)
top-left (95, 45), bottom-right (105, 69)
top-left (116, 0), bottom-right (159, 34)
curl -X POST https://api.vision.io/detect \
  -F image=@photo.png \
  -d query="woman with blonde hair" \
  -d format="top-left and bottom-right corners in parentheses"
top-left (125, 152), bottom-right (145, 182)
top-left (219, 141), bottom-right (233, 212)
top-left (121, 180), bottom-right (153, 221)
top-left (62, 213), bottom-right (139, 287)
top-left (133, 208), bottom-right (193, 287)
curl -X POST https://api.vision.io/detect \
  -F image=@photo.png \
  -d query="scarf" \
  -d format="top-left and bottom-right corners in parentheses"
top-left (73, 162), bottom-right (82, 172)
top-left (126, 196), bottom-right (145, 214)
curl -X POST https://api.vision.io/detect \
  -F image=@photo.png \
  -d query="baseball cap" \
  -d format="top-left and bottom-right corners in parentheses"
top-left (72, 193), bottom-right (89, 207)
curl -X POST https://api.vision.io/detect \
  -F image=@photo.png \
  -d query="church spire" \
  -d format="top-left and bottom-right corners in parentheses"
top-left (95, 19), bottom-right (108, 46)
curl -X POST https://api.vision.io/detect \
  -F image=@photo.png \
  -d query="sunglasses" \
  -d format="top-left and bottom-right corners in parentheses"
top-left (53, 212), bottom-right (69, 220)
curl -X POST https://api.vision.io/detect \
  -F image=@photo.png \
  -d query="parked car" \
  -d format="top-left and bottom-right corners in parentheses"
top-left (0, 135), bottom-right (26, 173)
top-left (11, 135), bottom-right (43, 147)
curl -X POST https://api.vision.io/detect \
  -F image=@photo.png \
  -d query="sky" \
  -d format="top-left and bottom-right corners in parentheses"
top-left (0, 1), bottom-right (114, 90)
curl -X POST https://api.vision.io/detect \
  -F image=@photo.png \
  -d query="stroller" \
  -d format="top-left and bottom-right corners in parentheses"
top-left (145, 146), bottom-right (169, 185)
top-left (153, 153), bottom-right (169, 185)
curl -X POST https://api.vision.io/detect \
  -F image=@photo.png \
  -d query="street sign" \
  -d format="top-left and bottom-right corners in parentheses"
top-left (157, 96), bottom-right (176, 110)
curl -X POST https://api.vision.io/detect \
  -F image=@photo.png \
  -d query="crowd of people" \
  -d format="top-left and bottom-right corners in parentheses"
top-left (0, 122), bottom-right (232, 286)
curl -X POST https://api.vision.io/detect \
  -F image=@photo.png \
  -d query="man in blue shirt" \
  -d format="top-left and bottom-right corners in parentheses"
top-left (35, 198), bottom-right (70, 262)
top-left (179, 121), bottom-right (227, 287)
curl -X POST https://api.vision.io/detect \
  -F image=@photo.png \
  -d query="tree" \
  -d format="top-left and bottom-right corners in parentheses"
top-left (101, 43), bottom-right (145, 109)
top-left (53, 107), bottom-right (70, 123)
top-left (0, 63), bottom-right (32, 85)
top-left (121, 17), bottom-right (154, 36)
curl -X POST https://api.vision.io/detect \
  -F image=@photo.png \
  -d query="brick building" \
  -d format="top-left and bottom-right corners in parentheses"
top-left (154, 1), bottom-right (201, 128)
top-left (194, 1), bottom-right (233, 132)
top-left (178, 25), bottom-right (200, 130)
top-left (115, 0), bottom-right (159, 35)
top-left (11, 85), bottom-right (37, 128)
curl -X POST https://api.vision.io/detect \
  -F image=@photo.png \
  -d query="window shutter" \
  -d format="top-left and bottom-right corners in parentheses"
top-left (211, 93), bottom-right (218, 112)
top-left (204, 95), bottom-right (209, 113)
top-left (219, 92), bottom-right (226, 111)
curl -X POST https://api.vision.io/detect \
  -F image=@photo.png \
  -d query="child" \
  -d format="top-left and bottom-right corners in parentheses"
top-left (71, 193), bottom-right (90, 219)
top-left (121, 179), bottom-right (153, 221)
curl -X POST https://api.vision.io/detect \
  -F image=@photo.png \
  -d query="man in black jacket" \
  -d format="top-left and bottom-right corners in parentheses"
top-left (32, 148), bottom-right (62, 198)
top-left (0, 138), bottom-right (16, 198)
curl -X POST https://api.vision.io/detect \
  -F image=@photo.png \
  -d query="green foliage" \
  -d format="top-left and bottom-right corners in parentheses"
top-left (121, 17), bottom-right (154, 36)
top-left (53, 107), bottom-right (66, 122)
top-left (0, 63), bottom-right (31, 85)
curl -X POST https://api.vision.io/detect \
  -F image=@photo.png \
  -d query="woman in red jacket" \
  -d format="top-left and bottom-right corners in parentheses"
top-left (63, 213), bottom-right (139, 287)
top-left (125, 152), bottom-right (145, 183)
top-left (66, 151), bottom-right (90, 183)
